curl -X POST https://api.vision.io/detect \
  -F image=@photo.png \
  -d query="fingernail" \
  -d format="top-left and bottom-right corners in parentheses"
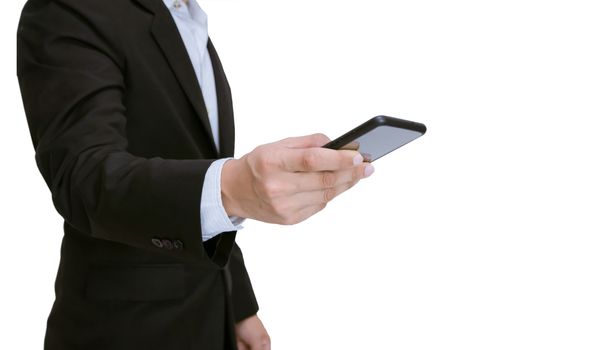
top-left (364, 164), bottom-right (375, 178)
top-left (353, 154), bottom-right (364, 166)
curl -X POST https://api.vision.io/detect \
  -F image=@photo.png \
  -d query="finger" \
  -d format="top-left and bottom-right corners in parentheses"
top-left (287, 164), bottom-right (369, 193)
top-left (252, 340), bottom-right (270, 350)
top-left (246, 333), bottom-right (271, 350)
top-left (290, 180), bottom-right (361, 210)
top-left (288, 203), bottom-right (327, 225)
top-left (235, 316), bottom-right (270, 350)
top-left (279, 133), bottom-right (330, 148)
top-left (282, 147), bottom-right (363, 172)
top-left (237, 340), bottom-right (249, 350)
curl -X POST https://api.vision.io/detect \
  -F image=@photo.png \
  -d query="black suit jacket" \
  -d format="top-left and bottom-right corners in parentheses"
top-left (17, 0), bottom-right (258, 349)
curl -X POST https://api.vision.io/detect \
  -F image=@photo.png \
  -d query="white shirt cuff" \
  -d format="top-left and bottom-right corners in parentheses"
top-left (200, 158), bottom-right (245, 241)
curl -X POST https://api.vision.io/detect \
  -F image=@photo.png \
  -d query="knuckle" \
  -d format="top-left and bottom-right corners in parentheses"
top-left (268, 198), bottom-right (286, 215)
top-left (271, 202), bottom-right (300, 226)
top-left (323, 188), bottom-right (336, 203)
top-left (289, 216), bottom-right (305, 225)
top-left (278, 217), bottom-right (289, 225)
top-left (278, 213), bottom-right (296, 225)
top-left (278, 154), bottom-right (290, 171)
top-left (258, 155), bottom-right (275, 172)
top-left (259, 334), bottom-right (271, 347)
top-left (301, 150), bottom-right (318, 170)
top-left (312, 133), bottom-right (331, 144)
top-left (262, 180), bottom-right (283, 198)
top-left (255, 179), bottom-right (283, 201)
top-left (321, 171), bottom-right (336, 188)
top-left (253, 150), bottom-right (277, 173)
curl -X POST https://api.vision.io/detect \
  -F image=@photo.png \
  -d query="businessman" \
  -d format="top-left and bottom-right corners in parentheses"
top-left (17, 0), bottom-right (373, 349)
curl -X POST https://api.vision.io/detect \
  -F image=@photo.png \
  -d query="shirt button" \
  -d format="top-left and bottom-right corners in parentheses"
top-left (151, 238), bottom-right (164, 248)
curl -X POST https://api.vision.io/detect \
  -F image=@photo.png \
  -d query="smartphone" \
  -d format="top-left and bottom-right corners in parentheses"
top-left (323, 116), bottom-right (426, 162)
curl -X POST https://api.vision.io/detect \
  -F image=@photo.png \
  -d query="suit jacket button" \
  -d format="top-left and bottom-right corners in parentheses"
top-left (151, 238), bottom-right (163, 248)
top-left (173, 240), bottom-right (184, 251)
top-left (162, 239), bottom-right (174, 250)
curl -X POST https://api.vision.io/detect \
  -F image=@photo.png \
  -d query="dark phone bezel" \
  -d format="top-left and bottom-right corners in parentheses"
top-left (323, 116), bottom-right (427, 161)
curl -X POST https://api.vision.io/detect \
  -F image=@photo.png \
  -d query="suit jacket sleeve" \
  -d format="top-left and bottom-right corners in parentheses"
top-left (17, 1), bottom-right (211, 261)
top-left (230, 243), bottom-right (260, 322)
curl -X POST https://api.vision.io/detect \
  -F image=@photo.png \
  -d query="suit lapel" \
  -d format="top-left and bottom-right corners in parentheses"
top-left (130, 0), bottom-right (235, 158)
top-left (133, 0), bottom-right (217, 154)
top-left (208, 39), bottom-right (235, 158)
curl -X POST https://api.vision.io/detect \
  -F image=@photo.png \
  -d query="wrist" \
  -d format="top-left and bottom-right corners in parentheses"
top-left (221, 157), bottom-right (247, 218)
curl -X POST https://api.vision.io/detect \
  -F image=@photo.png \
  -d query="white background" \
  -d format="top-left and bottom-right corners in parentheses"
top-left (1, 0), bottom-right (609, 349)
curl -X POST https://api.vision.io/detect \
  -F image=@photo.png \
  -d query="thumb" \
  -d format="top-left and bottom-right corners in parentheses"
top-left (280, 133), bottom-right (330, 149)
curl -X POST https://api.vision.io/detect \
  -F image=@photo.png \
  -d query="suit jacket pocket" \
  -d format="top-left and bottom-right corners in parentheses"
top-left (86, 264), bottom-right (186, 302)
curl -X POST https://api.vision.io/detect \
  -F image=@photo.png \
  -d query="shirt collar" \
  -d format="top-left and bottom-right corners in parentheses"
top-left (162, 0), bottom-right (192, 10)
top-left (162, 0), bottom-right (209, 34)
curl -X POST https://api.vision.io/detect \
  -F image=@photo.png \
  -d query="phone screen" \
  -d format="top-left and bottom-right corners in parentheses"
top-left (337, 125), bottom-right (423, 162)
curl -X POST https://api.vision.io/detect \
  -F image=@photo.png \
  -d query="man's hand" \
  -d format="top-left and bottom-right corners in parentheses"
top-left (221, 133), bottom-right (374, 225)
top-left (236, 314), bottom-right (271, 350)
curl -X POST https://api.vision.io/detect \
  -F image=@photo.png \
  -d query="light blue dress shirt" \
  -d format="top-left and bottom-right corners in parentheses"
top-left (163, 0), bottom-right (244, 241)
